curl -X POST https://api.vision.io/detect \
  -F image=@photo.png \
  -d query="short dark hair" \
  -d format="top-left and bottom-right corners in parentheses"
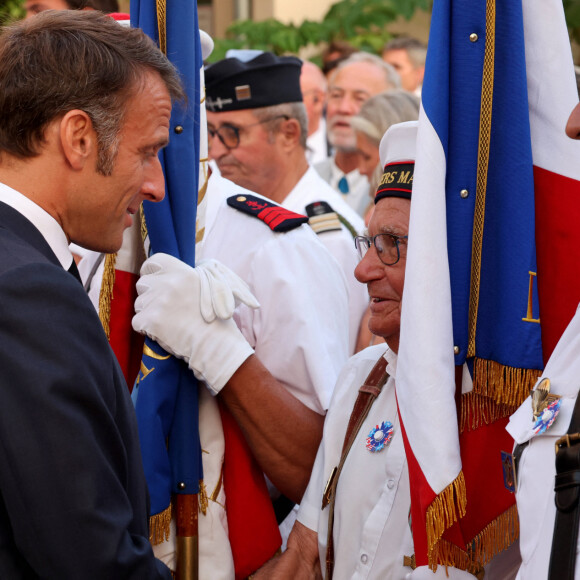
top-left (65, 0), bottom-right (120, 12)
top-left (321, 40), bottom-right (357, 76)
top-left (382, 37), bottom-right (427, 68)
top-left (0, 11), bottom-right (184, 172)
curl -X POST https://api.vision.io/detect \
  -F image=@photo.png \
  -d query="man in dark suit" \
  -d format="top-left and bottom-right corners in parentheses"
top-left (0, 11), bottom-right (183, 578)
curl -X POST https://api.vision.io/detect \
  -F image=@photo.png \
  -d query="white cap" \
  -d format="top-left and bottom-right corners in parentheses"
top-left (379, 120), bottom-right (418, 168)
top-left (200, 30), bottom-right (214, 61)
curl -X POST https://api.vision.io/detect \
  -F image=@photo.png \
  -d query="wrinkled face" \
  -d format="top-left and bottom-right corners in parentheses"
top-left (207, 109), bottom-right (282, 195)
top-left (382, 49), bottom-right (422, 93)
top-left (326, 62), bottom-right (391, 151)
top-left (66, 73), bottom-right (171, 253)
top-left (25, 0), bottom-right (70, 17)
top-left (355, 197), bottom-right (410, 352)
top-left (356, 133), bottom-right (380, 182)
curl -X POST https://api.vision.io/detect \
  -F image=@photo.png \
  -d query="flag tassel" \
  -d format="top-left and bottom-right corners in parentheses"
top-left (432, 504), bottom-right (519, 574)
top-left (149, 503), bottom-right (173, 546)
top-left (426, 471), bottom-right (467, 570)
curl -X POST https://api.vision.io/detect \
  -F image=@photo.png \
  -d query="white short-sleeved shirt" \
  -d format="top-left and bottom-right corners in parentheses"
top-left (197, 173), bottom-right (350, 413)
top-left (282, 167), bottom-right (369, 355)
top-left (298, 345), bottom-right (414, 580)
top-left (298, 343), bottom-right (522, 580)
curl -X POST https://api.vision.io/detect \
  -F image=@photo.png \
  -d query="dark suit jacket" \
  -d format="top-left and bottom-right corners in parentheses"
top-left (0, 201), bottom-right (171, 579)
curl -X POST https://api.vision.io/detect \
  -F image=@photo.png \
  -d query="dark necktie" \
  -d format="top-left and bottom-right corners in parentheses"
top-left (67, 259), bottom-right (82, 284)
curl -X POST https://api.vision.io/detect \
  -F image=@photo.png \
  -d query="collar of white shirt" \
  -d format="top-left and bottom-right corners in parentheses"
top-left (0, 181), bottom-right (73, 270)
top-left (384, 346), bottom-right (397, 379)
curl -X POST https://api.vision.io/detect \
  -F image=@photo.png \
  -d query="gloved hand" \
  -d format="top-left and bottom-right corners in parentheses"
top-left (132, 253), bottom-right (259, 394)
top-left (196, 258), bottom-right (259, 321)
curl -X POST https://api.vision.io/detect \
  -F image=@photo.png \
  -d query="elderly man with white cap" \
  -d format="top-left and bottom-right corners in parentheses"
top-left (254, 120), bottom-right (524, 580)
top-left (254, 121), bottom-right (417, 579)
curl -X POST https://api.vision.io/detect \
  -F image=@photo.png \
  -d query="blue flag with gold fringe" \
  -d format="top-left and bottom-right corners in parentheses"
top-left (129, 0), bottom-right (203, 554)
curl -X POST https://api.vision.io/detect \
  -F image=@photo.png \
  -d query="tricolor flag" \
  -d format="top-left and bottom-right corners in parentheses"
top-left (397, 0), bottom-right (580, 572)
top-left (131, 1), bottom-right (203, 576)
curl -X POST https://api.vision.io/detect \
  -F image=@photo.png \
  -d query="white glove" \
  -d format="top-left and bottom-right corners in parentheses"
top-left (132, 253), bottom-right (259, 394)
top-left (196, 258), bottom-right (259, 321)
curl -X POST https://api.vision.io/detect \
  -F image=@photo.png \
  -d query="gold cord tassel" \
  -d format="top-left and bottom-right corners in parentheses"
top-left (98, 253), bottom-right (117, 339)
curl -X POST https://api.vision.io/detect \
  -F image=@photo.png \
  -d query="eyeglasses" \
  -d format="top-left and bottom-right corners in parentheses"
top-left (354, 233), bottom-right (408, 266)
top-left (208, 115), bottom-right (289, 150)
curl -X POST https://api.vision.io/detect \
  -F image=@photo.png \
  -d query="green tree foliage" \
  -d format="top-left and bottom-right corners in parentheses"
top-left (565, 0), bottom-right (580, 45)
top-left (0, 0), bottom-right (25, 25)
top-left (209, 0), bottom-right (431, 62)
top-left (209, 0), bottom-right (580, 64)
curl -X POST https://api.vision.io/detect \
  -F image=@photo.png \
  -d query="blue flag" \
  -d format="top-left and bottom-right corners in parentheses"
top-left (129, 0), bottom-right (203, 538)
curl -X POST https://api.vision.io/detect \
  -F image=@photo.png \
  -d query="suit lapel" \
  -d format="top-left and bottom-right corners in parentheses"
top-left (0, 200), bottom-right (63, 269)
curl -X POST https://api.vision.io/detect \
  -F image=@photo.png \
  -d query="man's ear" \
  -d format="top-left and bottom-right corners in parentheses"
top-left (279, 117), bottom-right (302, 149)
top-left (59, 109), bottom-right (96, 170)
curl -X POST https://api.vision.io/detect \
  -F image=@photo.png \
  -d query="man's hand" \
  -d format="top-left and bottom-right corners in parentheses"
top-left (132, 253), bottom-right (258, 393)
top-left (254, 521), bottom-right (321, 579)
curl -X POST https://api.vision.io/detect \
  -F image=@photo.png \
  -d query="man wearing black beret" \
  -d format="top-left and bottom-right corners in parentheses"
top-left (205, 51), bottom-right (369, 357)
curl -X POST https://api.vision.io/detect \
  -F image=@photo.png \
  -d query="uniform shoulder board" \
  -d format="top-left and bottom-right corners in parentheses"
top-left (305, 201), bottom-right (343, 235)
top-left (227, 194), bottom-right (308, 232)
top-left (305, 201), bottom-right (358, 238)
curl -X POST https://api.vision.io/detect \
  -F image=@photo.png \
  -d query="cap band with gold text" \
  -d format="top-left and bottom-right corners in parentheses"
top-left (374, 120), bottom-right (418, 204)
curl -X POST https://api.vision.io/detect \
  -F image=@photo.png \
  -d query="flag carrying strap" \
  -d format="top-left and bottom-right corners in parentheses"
top-left (549, 391), bottom-right (580, 580)
top-left (322, 354), bottom-right (389, 580)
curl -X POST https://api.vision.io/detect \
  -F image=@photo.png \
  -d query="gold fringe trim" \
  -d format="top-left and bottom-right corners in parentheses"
top-left (198, 480), bottom-right (208, 516)
top-left (98, 253), bottom-right (117, 339)
top-left (460, 358), bottom-right (541, 432)
top-left (149, 503), bottom-right (173, 546)
top-left (431, 504), bottom-right (519, 576)
top-left (460, 392), bottom-right (514, 433)
top-left (467, 0), bottom-right (496, 359)
top-left (472, 358), bottom-right (540, 408)
top-left (426, 471), bottom-right (467, 568)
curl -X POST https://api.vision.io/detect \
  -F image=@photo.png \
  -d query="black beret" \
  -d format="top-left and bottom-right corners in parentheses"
top-left (205, 52), bottom-right (303, 112)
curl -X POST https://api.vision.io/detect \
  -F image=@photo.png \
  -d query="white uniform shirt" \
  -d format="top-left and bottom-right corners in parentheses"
top-left (198, 173), bottom-right (350, 413)
top-left (507, 305), bottom-right (580, 580)
top-left (282, 167), bottom-right (369, 355)
top-left (298, 345), bottom-right (414, 580)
